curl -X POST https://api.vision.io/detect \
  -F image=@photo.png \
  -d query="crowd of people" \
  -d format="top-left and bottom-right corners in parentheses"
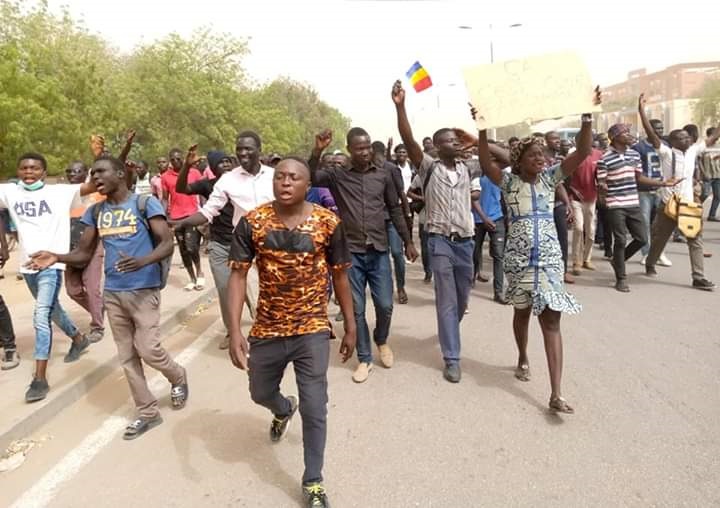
top-left (0, 82), bottom-right (718, 507)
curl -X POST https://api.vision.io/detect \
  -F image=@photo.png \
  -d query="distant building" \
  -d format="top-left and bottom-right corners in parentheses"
top-left (598, 62), bottom-right (720, 133)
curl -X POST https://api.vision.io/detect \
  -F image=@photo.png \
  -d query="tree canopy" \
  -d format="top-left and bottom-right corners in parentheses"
top-left (0, 0), bottom-right (350, 177)
top-left (694, 78), bottom-right (720, 128)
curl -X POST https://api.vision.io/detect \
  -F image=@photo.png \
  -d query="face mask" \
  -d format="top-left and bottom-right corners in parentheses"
top-left (18, 180), bottom-right (45, 191)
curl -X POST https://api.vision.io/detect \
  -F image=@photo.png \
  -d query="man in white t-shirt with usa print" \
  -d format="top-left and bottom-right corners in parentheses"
top-left (0, 153), bottom-right (95, 403)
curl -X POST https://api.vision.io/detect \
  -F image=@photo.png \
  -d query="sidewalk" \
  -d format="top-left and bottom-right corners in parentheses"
top-left (0, 252), bottom-right (219, 450)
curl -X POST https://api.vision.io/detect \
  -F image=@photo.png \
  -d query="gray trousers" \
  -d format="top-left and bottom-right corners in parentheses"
top-left (248, 331), bottom-right (330, 485)
top-left (646, 209), bottom-right (705, 281)
top-left (105, 289), bottom-right (185, 419)
top-left (207, 240), bottom-right (257, 329)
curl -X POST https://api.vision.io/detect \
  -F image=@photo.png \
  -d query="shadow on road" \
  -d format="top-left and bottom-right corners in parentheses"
top-left (393, 333), bottom-right (566, 422)
top-left (172, 409), bottom-right (302, 503)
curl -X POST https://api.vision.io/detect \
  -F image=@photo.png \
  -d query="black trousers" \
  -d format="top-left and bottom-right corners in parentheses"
top-left (248, 331), bottom-right (330, 485)
top-left (174, 225), bottom-right (201, 278)
top-left (597, 203), bottom-right (614, 255)
top-left (606, 207), bottom-right (647, 280)
top-left (0, 295), bottom-right (16, 350)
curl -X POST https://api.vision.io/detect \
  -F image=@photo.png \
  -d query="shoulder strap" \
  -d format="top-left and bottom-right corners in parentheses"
top-left (422, 164), bottom-right (435, 194)
top-left (137, 193), bottom-right (149, 217)
top-left (671, 150), bottom-right (676, 179)
top-left (137, 194), bottom-right (152, 227)
top-left (91, 202), bottom-right (102, 225)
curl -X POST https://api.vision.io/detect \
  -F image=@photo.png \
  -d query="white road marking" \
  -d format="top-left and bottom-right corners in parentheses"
top-left (10, 323), bottom-right (221, 508)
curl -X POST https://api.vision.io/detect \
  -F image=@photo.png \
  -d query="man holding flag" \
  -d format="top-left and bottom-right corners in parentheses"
top-left (392, 79), bottom-right (480, 384)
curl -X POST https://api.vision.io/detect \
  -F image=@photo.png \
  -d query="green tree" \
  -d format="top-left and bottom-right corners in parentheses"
top-left (694, 78), bottom-right (720, 127)
top-left (0, 0), bottom-right (350, 178)
top-left (0, 0), bottom-right (123, 176)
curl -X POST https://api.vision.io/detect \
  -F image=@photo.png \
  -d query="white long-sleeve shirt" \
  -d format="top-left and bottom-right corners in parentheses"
top-left (199, 164), bottom-right (275, 226)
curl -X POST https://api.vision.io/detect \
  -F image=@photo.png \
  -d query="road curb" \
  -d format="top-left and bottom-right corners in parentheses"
top-left (0, 287), bottom-right (218, 451)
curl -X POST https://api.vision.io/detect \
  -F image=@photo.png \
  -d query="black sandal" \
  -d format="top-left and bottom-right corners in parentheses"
top-left (123, 416), bottom-right (163, 440)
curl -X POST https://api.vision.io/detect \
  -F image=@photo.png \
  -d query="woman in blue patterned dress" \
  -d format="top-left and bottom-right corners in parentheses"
top-left (475, 104), bottom-right (599, 414)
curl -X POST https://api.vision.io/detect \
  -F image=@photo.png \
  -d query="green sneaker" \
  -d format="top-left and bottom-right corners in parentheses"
top-left (303, 483), bottom-right (329, 508)
top-left (269, 395), bottom-right (298, 442)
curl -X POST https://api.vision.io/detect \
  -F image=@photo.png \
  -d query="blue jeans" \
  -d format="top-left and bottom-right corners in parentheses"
top-left (348, 250), bottom-right (393, 363)
top-left (24, 269), bottom-right (80, 360)
top-left (638, 191), bottom-right (660, 256)
top-left (386, 221), bottom-right (406, 290)
top-left (474, 221), bottom-right (506, 296)
top-left (709, 179), bottom-right (720, 218)
top-left (428, 235), bottom-right (474, 366)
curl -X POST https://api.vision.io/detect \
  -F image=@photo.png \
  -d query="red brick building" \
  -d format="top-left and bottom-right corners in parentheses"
top-left (604, 62), bottom-right (720, 104)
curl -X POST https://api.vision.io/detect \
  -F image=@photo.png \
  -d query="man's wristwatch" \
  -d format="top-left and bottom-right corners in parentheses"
top-left (581, 113), bottom-right (593, 123)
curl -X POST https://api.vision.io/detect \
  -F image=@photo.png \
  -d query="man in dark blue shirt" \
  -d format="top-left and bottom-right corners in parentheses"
top-left (632, 118), bottom-right (672, 267)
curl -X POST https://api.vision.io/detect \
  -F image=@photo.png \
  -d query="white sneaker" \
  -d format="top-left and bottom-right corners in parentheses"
top-left (639, 255), bottom-right (647, 265)
top-left (658, 254), bottom-right (672, 267)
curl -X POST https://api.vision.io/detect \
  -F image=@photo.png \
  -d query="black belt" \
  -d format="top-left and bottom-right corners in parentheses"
top-left (429, 232), bottom-right (472, 243)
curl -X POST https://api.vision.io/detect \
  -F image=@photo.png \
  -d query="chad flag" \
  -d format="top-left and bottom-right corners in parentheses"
top-left (406, 61), bottom-right (433, 93)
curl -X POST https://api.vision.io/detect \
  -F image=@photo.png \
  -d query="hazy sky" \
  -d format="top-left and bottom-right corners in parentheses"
top-left (50, 0), bottom-right (718, 141)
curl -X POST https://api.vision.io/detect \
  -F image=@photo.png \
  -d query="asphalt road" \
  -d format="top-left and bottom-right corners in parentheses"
top-left (2, 230), bottom-right (720, 507)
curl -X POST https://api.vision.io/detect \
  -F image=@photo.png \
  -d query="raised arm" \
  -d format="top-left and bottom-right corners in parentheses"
top-left (638, 93), bottom-right (661, 149)
top-left (560, 114), bottom-right (594, 177)
top-left (118, 130), bottom-right (136, 164)
top-left (476, 129), bottom-right (504, 187)
top-left (560, 87), bottom-right (602, 177)
top-left (176, 144), bottom-right (199, 195)
top-left (308, 129), bottom-right (333, 187)
top-left (386, 137), bottom-right (393, 162)
top-left (392, 80), bottom-right (424, 169)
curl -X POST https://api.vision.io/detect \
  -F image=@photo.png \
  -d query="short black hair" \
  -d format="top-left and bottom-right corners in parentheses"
top-left (94, 155), bottom-right (125, 173)
top-left (422, 136), bottom-right (432, 143)
top-left (649, 119), bottom-right (663, 127)
top-left (168, 147), bottom-right (183, 157)
top-left (17, 152), bottom-right (47, 171)
top-left (346, 127), bottom-right (370, 146)
top-left (508, 136), bottom-right (519, 144)
top-left (276, 156), bottom-right (311, 178)
top-left (394, 143), bottom-right (406, 152)
top-left (66, 160), bottom-right (87, 171)
top-left (545, 131), bottom-right (559, 139)
top-left (371, 141), bottom-right (386, 154)
top-left (321, 153), bottom-right (334, 161)
top-left (683, 124), bottom-right (699, 138)
top-left (236, 130), bottom-right (262, 150)
top-left (137, 160), bottom-right (149, 168)
top-left (669, 129), bottom-right (686, 141)
top-left (432, 128), bottom-right (454, 146)
top-left (707, 127), bottom-right (716, 137)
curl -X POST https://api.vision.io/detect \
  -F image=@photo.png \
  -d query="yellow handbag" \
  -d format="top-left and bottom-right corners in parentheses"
top-left (662, 151), bottom-right (703, 239)
top-left (664, 192), bottom-right (703, 239)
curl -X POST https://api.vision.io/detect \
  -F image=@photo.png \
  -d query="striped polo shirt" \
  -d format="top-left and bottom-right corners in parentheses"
top-left (596, 147), bottom-right (642, 208)
top-left (417, 153), bottom-right (481, 238)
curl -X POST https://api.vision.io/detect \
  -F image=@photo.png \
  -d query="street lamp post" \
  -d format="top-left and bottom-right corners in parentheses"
top-left (458, 23), bottom-right (522, 139)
